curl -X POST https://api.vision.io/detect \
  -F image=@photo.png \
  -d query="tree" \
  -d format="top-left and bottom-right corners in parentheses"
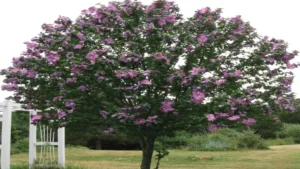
top-left (1, 0), bottom-right (298, 168)
top-left (279, 98), bottom-right (300, 124)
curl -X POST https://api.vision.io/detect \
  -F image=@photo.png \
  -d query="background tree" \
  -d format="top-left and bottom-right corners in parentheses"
top-left (279, 98), bottom-right (300, 124)
top-left (1, 0), bottom-right (298, 169)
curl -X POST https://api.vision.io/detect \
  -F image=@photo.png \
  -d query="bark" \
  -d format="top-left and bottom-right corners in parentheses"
top-left (140, 136), bottom-right (156, 169)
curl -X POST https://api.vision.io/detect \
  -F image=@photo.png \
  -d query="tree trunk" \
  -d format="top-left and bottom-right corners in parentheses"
top-left (140, 136), bottom-right (156, 169)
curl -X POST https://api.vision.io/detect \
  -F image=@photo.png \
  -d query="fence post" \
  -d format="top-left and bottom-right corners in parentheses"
top-left (58, 127), bottom-right (65, 167)
top-left (29, 110), bottom-right (37, 168)
top-left (1, 100), bottom-right (13, 169)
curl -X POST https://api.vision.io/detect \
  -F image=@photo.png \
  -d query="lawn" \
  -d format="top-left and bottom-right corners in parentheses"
top-left (11, 145), bottom-right (300, 169)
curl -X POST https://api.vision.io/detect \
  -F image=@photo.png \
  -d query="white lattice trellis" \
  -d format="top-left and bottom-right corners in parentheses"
top-left (0, 100), bottom-right (65, 169)
top-left (29, 111), bottom-right (65, 168)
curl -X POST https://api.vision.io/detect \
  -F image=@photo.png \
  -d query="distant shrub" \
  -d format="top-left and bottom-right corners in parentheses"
top-left (214, 128), bottom-right (243, 139)
top-left (278, 123), bottom-right (300, 143)
top-left (11, 138), bottom-right (29, 154)
top-left (156, 130), bottom-right (191, 149)
top-left (251, 117), bottom-right (283, 139)
top-left (265, 137), bottom-right (294, 146)
top-left (186, 128), bottom-right (268, 151)
top-left (236, 130), bottom-right (268, 150)
top-left (186, 132), bottom-right (237, 151)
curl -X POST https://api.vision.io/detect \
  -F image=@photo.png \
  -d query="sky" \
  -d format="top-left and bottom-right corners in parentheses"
top-left (0, 0), bottom-right (299, 101)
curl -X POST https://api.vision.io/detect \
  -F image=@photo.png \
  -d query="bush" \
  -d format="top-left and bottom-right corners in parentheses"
top-left (251, 118), bottom-right (283, 139)
top-left (214, 128), bottom-right (243, 139)
top-left (11, 138), bottom-right (29, 154)
top-left (278, 123), bottom-right (300, 143)
top-left (186, 128), bottom-right (268, 151)
top-left (156, 130), bottom-right (191, 149)
top-left (265, 137), bottom-right (294, 146)
top-left (236, 130), bottom-right (268, 149)
top-left (186, 133), bottom-right (237, 151)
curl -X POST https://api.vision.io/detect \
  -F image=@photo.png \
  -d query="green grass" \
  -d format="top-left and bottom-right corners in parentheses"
top-left (11, 145), bottom-right (300, 169)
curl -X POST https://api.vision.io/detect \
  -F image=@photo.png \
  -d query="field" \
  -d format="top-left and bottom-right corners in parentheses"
top-left (11, 145), bottom-right (300, 169)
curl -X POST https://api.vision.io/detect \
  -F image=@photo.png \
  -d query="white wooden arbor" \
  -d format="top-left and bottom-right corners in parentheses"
top-left (0, 100), bottom-right (65, 169)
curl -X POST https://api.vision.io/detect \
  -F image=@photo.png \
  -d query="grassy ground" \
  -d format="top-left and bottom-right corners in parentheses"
top-left (11, 145), bottom-right (300, 169)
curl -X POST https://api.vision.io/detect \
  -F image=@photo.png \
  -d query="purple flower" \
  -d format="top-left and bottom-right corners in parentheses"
top-left (289, 106), bottom-right (296, 112)
top-left (197, 34), bottom-right (208, 44)
top-left (146, 115), bottom-right (158, 122)
top-left (60, 122), bottom-right (67, 127)
top-left (76, 33), bottom-right (85, 40)
top-left (215, 112), bottom-right (229, 118)
top-left (140, 79), bottom-right (152, 86)
top-left (153, 53), bottom-right (170, 64)
top-left (65, 99), bottom-right (76, 108)
top-left (74, 44), bottom-right (83, 49)
top-left (134, 118), bottom-right (146, 125)
top-left (228, 35), bottom-right (237, 41)
top-left (45, 113), bottom-right (51, 118)
top-left (230, 15), bottom-right (242, 22)
top-left (26, 69), bottom-right (36, 78)
top-left (98, 76), bottom-right (104, 81)
top-left (53, 96), bottom-right (64, 102)
top-left (216, 79), bottom-right (226, 86)
top-left (1, 83), bottom-right (18, 91)
top-left (191, 89), bottom-right (205, 104)
top-left (127, 70), bottom-right (138, 78)
top-left (54, 24), bottom-right (64, 30)
top-left (31, 114), bottom-right (42, 124)
top-left (264, 57), bottom-right (276, 62)
top-left (66, 77), bottom-right (77, 84)
top-left (51, 72), bottom-right (62, 78)
top-left (24, 42), bottom-right (39, 48)
top-left (199, 7), bottom-right (211, 14)
top-left (107, 2), bottom-right (117, 12)
top-left (160, 101), bottom-right (175, 113)
top-left (206, 114), bottom-right (216, 121)
top-left (287, 63), bottom-right (297, 69)
top-left (242, 118), bottom-right (256, 126)
top-left (217, 56), bottom-right (225, 61)
top-left (185, 45), bottom-right (195, 52)
top-left (144, 70), bottom-right (151, 76)
top-left (103, 38), bottom-right (115, 45)
top-left (158, 19), bottom-right (166, 26)
top-left (86, 51), bottom-right (99, 64)
top-left (100, 111), bottom-right (109, 119)
top-left (232, 25), bottom-right (244, 35)
top-left (145, 5), bottom-right (155, 13)
top-left (56, 111), bottom-right (66, 119)
top-left (88, 6), bottom-right (97, 13)
top-left (190, 67), bottom-right (201, 76)
top-left (228, 115), bottom-right (240, 121)
top-left (103, 127), bottom-right (114, 134)
top-left (46, 52), bottom-right (60, 65)
top-left (232, 70), bottom-right (243, 77)
top-left (165, 15), bottom-right (177, 23)
top-left (78, 85), bottom-right (88, 91)
top-left (208, 124), bottom-right (218, 132)
top-left (222, 71), bottom-right (229, 78)
top-left (273, 117), bottom-right (280, 123)
top-left (108, 127), bottom-right (114, 133)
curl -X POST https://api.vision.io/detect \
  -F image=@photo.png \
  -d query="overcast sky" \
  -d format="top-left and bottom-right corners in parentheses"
top-left (0, 0), bottom-right (299, 101)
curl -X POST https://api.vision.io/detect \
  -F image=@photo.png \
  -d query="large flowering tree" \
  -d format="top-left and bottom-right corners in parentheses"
top-left (1, 0), bottom-right (298, 168)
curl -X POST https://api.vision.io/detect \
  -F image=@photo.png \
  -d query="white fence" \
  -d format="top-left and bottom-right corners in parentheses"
top-left (29, 111), bottom-right (65, 168)
top-left (0, 100), bottom-right (65, 169)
